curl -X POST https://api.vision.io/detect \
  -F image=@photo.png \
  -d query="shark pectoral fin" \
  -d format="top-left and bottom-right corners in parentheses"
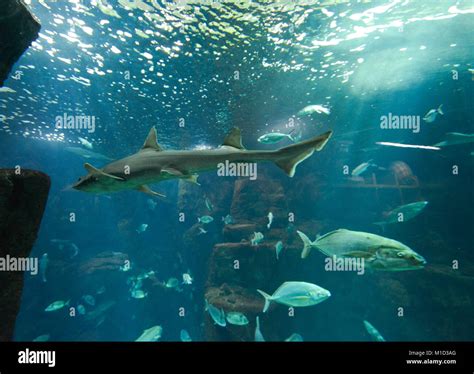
top-left (222, 127), bottom-right (245, 149)
top-left (184, 174), bottom-right (200, 185)
top-left (161, 167), bottom-right (184, 177)
top-left (140, 127), bottom-right (164, 152)
top-left (84, 163), bottom-right (125, 181)
top-left (137, 185), bottom-right (166, 198)
top-left (163, 168), bottom-right (200, 185)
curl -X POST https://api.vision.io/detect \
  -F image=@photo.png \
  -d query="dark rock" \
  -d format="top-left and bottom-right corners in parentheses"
top-left (230, 177), bottom-right (287, 228)
top-left (0, 0), bottom-right (41, 86)
top-left (222, 223), bottom-right (256, 242)
top-left (0, 169), bottom-right (50, 341)
top-left (206, 242), bottom-right (279, 289)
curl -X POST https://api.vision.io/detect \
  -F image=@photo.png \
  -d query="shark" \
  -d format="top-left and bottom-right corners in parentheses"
top-left (72, 127), bottom-right (332, 197)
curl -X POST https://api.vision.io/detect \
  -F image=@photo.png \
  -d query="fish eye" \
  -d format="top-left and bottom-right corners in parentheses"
top-left (397, 252), bottom-right (404, 257)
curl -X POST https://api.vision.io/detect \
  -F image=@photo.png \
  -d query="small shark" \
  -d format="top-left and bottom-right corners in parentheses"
top-left (72, 127), bottom-right (332, 196)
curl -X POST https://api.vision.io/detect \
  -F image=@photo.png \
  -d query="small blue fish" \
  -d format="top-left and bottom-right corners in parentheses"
top-left (146, 199), bottom-right (157, 210)
top-left (285, 333), bottom-right (303, 342)
top-left (131, 289), bottom-right (147, 299)
top-left (39, 253), bottom-right (48, 283)
top-left (82, 295), bottom-right (96, 306)
top-left (96, 286), bottom-right (106, 295)
top-left (198, 215), bottom-right (214, 224)
top-left (423, 104), bottom-right (443, 123)
top-left (352, 160), bottom-right (376, 177)
top-left (258, 132), bottom-right (294, 144)
top-left (297, 104), bottom-right (330, 116)
top-left (275, 241), bottom-right (283, 260)
top-left (363, 320), bottom-right (386, 342)
top-left (251, 232), bottom-right (264, 246)
top-left (136, 223), bottom-right (148, 233)
top-left (180, 329), bottom-right (192, 342)
top-left (205, 197), bottom-right (214, 212)
top-left (205, 299), bottom-right (226, 327)
top-left (226, 312), bottom-right (249, 326)
top-left (33, 334), bottom-right (50, 342)
top-left (45, 300), bottom-right (70, 312)
top-left (165, 277), bottom-right (180, 288)
top-left (267, 212), bottom-right (274, 229)
top-left (182, 273), bottom-right (193, 285)
top-left (254, 316), bottom-right (265, 342)
top-left (223, 214), bottom-right (234, 225)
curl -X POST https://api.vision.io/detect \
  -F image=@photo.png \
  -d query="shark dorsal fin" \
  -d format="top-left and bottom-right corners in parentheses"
top-left (84, 163), bottom-right (125, 181)
top-left (141, 127), bottom-right (164, 152)
top-left (222, 127), bottom-right (245, 150)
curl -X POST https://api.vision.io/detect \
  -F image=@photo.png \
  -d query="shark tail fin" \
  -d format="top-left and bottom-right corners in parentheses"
top-left (437, 104), bottom-right (444, 115)
top-left (256, 289), bottom-right (272, 313)
top-left (274, 131), bottom-right (332, 177)
top-left (296, 230), bottom-right (315, 259)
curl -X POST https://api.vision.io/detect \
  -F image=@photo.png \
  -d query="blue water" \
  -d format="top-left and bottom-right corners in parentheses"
top-left (1, 1), bottom-right (473, 341)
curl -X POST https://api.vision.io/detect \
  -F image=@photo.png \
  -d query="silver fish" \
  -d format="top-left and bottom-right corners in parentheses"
top-left (78, 137), bottom-right (93, 150)
top-left (267, 212), bottom-right (274, 229)
top-left (131, 289), bottom-right (147, 299)
top-left (33, 334), bottom-right (50, 342)
top-left (434, 132), bottom-right (474, 147)
top-left (254, 316), bottom-right (265, 342)
top-left (351, 160), bottom-right (375, 176)
top-left (423, 104), bottom-right (443, 123)
top-left (251, 232), bottom-right (264, 246)
top-left (297, 104), bottom-right (330, 116)
top-left (45, 300), bottom-right (70, 312)
top-left (39, 253), bottom-right (48, 283)
top-left (205, 197), bottom-right (213, 212)
top-left (275, 241), bottom-right (283, 260)
top-left (226, 312), bottom-right (249, 326)
top-left (165, 277), bottom-right (180, 288)
top-left (223, 214), bottom-right (234, 225)
top-left (374, 201), bottom-right (428, 226)
top-left (135, 325), bottom-right (163, 342)
top-left (65, 146), bottom-right (112, 161)
top-left (257, 281), bottom-right (331, 312)
top-left (297, 229), bottom-right (426, 271)
top-left (258, 132), bottom-right (294, 144)
top-left (198, 215), bottom-right (214, 224)
top-left (180, 329), bottom-right (192, 342)
top-left (205, 299), bottom-right (226, 327)
top-left (363, 320), bottom-right (385, 342)
top-left (82, 295), bottom-right (96, 306)
top-left (285, 333), bottom-right (303, 342)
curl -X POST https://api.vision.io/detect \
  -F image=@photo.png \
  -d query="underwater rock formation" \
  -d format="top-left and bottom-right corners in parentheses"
top-left (0, 0), bottom-right (41, 86)
top-left (0, 169), bottom-right (50, 341)
top-left (76, 251), bottom-right (129, 276)
top-left (203, 175), bottom-right (302, 341)
top-left (230, 177), bottom-right (288, 227)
